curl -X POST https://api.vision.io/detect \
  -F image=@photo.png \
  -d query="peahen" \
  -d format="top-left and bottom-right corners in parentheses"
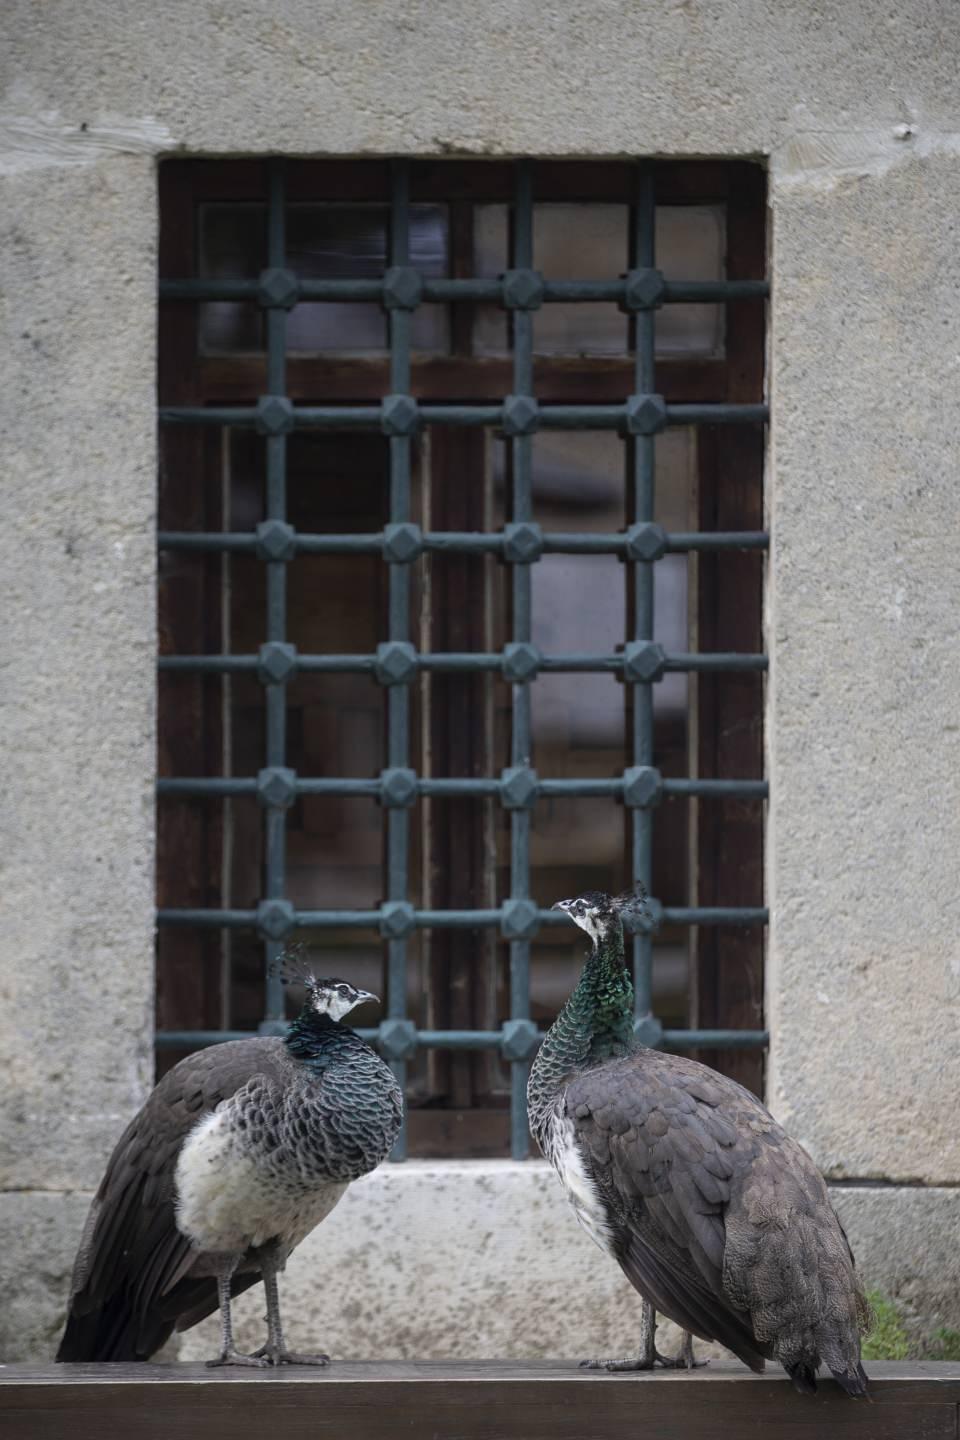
top-left (528, 888), bottom-right (871, 1396)
top-left (57, 965), bottom-right (403, 1366)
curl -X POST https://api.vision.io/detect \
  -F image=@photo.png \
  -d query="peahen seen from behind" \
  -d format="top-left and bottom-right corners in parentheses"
top-left (528, 888), bottom-right (871, 1396)
top-left (57, 968), bottom-right (402, 1366)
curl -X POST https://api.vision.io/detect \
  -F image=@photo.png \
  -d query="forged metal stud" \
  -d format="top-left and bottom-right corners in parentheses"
top-left (258, 267), bottom-right (301, 310)
top-left (502, 641), bottom-right (541, 683)
top-left (625, 521), bottom-right (667, 563)
top-left (382, 522), bottom-right (423, 564)
top-left (500, 766), bottom-right (539, 810)
top-left (503, 521), bottom-right (544, 563)
top-left (375, 641), bottom-right (418, 686)
top-left (501, 268), bottom-right (545, 310)
top-left (378, 1018), bottom-right (418, 1061)
top-left (255, 395), bottom-right (296, 436)
top-left (380, 900), bottom-right (417, 939)
top-left (257, 766), bottom-right (298, 810)
top-left (633, 1014), bottom-right (665, 1048)
top-left (622, 765), bottom-right (663, 808)
top-left (258, 641), bottom-right (298, 685)
top-left (501, 394), bottom-right (540, 436)
top-left (500, 1018), bottom-right (541, 1062)
top-left (623, 393), bottom-right (668, 436)
top-left (620, 267), bottom-right (666, 311)
top-left (381, 393), bottom-right (419, 436)
top-left (256, 898), bottom-right (297, 942)
top-left (382, 266), bottom-right (423, 310)
top-left (501, 899), bottom-right (540, 940)
top-left (380, 767), bottom-right (419, 808)
top-left (622, 640), bottom-right (666, 684)
top-left (255, 519), bottom-right (297, 562)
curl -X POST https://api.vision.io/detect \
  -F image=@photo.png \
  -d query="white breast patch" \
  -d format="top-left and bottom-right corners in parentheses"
top-left (174, 1108), bottom-right (347, 1257)
top-left (544, 1104), bottom-right (615, 1257)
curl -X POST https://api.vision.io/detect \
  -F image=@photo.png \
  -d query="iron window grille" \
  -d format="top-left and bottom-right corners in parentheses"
top-left (156, 158), bottom-right (769, 1160)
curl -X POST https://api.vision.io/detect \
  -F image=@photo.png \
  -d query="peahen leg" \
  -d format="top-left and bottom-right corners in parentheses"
top-left (206, 1257), bottom-right (269, 1368)
top-left (580, 1298), bottom-right (690, 1372)
top-left (253, 1241), bottom-right (330, 1366)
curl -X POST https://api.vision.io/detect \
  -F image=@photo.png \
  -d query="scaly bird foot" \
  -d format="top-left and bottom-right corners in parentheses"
top-left (673, 1333), bottom-right (709, 1370)
top-left (251, 1343), bottom-right (330, 1367)
top-left (206, 1347), bottom-right (270, 1369)
top-left (579, 1351), bottom-right (682, 1372)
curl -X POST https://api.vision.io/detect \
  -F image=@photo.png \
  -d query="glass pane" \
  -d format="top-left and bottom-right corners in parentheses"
top-left (198, 202), bottom-right (450, 354)
top-left (287, 204), bottom-right (449, 354)
top-left (199, 203), bottom-right (266, 352)
top-left (656, 206), bottom-right (725, 356)
top-left (534, 205), bottom-right (628, 355)
top-left (473, 203), bottom-right (725, 357)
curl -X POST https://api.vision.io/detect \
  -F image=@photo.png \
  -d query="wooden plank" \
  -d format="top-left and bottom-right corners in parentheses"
top-left (2, 1364), bottom-right (958, 1440)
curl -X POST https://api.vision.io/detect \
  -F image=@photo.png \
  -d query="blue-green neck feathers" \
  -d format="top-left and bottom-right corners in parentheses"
top-left (528, 917), bottom-right (635, 1129)
top-left (285, 1008), bottom-right (357, 1071)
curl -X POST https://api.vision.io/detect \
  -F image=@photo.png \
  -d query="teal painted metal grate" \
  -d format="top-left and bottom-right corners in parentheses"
top-left (157, 159), bottom-right (770, 1159)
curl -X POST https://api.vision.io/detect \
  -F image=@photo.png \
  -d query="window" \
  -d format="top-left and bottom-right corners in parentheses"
top-left (157, 159), bottom-right (767, 1159)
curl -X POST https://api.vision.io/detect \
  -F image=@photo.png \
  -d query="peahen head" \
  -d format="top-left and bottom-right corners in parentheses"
top-left (552, 886), bottom-right (648, 948)
top-left (273, 948), bottom-right (378, 1023)
top-left (304, 978), bottom-right (379, 1023)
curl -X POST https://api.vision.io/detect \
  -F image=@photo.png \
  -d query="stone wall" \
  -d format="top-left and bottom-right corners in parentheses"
top-left (2, 0), bottom-right (958, 1363)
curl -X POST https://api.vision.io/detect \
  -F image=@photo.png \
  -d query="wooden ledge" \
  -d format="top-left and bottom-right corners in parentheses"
top-left (2, 1361), bottom-right (960, 1439)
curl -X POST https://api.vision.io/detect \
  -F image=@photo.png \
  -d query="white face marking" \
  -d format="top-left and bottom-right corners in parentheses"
top-left (557, 898), bottom-right (610, 946)
top-left (310, 984), bottom-right (369, 1022)
top-left (572, 909), bottom-right (606, 944)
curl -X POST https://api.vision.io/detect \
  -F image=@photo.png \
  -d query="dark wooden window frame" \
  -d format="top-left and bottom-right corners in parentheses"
top-left (157, 158), bottom-right (766, 1154)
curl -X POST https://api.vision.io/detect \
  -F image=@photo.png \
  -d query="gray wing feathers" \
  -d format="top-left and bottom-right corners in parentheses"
top-left (58, 1039), bottom-right (289, 1360)
top-left (567, 1051), bottom-right (868, 1384)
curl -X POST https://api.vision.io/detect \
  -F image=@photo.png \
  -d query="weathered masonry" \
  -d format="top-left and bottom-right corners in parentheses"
top-left (2, 0), bottom-right (959, 1364)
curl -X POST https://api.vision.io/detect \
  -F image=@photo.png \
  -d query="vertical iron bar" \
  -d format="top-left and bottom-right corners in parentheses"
top-left (387, 160), bottom-right (413, 1157)
top-left (630, 166), bottom-right (656, 1023)
top-left (510, 162), bottom-right (534, 1159)
top-left (263, 159), bottom-right (288, 1028)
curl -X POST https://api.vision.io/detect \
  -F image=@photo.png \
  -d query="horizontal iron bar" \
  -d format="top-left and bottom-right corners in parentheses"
top-left (155, 1025), bottom-right (769, 1051)
top-left (156, 905), bottom-right (768, 929)
top-left (157, 776), bottom-right (768, 800)
top-left (157, 529), bottom-right (769, 557)
top-left (159, 402), bottom-right (769, 430)
top-left (160, 277), bottom-right (769, 305)
top-left (158, 651), bottom-right (767, 675)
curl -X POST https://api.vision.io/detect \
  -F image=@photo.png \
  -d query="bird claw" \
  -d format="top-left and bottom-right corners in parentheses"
top-left (251, 1343), bottom-right (331, 1367)
top-left (579, 1350), bottom-right (698, 1372)
top-left (206, 1347), bottom-right (271, 1369)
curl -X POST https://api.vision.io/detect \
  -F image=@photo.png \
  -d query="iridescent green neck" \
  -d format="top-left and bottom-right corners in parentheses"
top-left (527, 919), bottom-right (635, 1136)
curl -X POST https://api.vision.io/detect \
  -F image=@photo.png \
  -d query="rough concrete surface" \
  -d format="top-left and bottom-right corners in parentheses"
top-left (5, 1171), bottom-right (958, 1365)
top-left (164, 1167), bottom-right (960, 1364)
top-left (0, 2), bottom-right (958, 161)
top-left (765, 153), bottom-right (960, 1182)
top-left (0, 159), bottom-right (157, 1191)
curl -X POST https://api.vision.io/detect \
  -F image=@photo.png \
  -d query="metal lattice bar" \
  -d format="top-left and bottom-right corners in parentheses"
top-left (156, 1027), bottom-right (769, 1052)
top-left (384, 160), bottom-right (414, 1158)
top-left (158, 157), bottom-right (769, 1159)
top-left (630, 167), bottom-right (657, 1033)
top-left (158, 530), bottom-right (770, 556)
top-left (158, 776), bottom-right (769, 800)
top-left (156, 905), bottom-right (769, 930)
top-left (262, 160), bottom-right (289, 1032)
top-left (160, 401), bottom-right (768, 430)
top-left (158, 651), bottom-right (767, 675)
top-left (161, 277), bottom-right (769, 304)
